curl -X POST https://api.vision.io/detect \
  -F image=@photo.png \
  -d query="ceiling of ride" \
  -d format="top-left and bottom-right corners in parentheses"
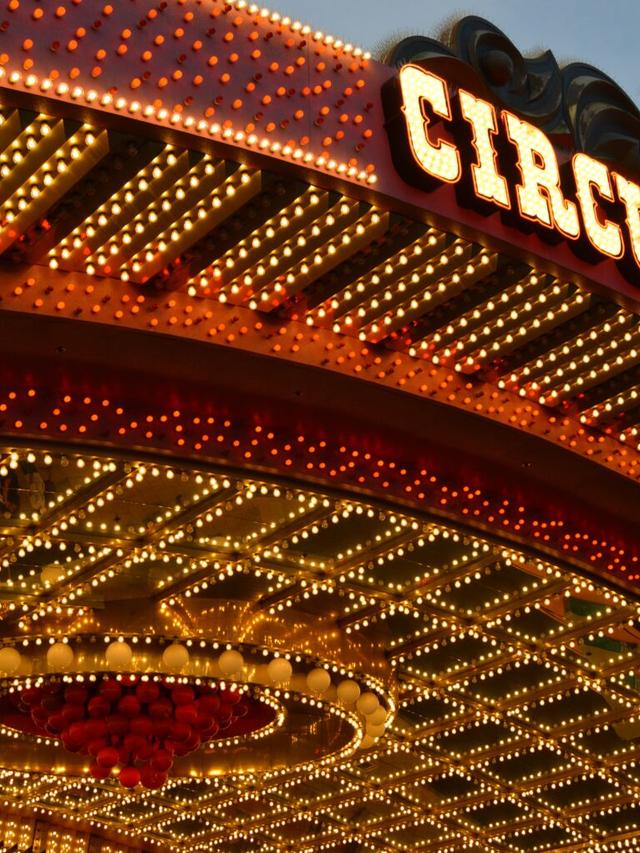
top-left (0, 445), bottom-right (639, 852)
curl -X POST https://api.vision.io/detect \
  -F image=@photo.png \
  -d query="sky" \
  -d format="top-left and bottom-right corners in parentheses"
top-left (270, 0), bottom-right (640, 103)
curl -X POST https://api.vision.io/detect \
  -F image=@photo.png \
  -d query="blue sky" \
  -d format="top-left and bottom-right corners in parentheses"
top-left (271, 0), bottom-right (640, 103)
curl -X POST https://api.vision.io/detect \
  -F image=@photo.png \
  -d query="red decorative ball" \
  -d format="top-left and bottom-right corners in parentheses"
top-left (170, 722), bottom-right (191, 742)
top-left (152, 718), bottom-right (172, 739)
top-left (148, 698), bottom-right (173, 719)
top-left (123, 734), bottom-right (146, 754)
top-left (118, 766), bottom-right (140, 788)
top-left (89, 761), bottom-right (110, 780)
top-left (64, 685), bottom-right (88, 705)
top-left (171, 686), bottom-right (195, 706)
top-left (136, 682), bottom-right (160, 704)
top-left (62, 725), bottom-right (86, 751)
top-left (31, 705), bottom-right (49, 726)
top-left (130, 715), bottom-right (153, 737)
top-left (85, 719), bottom-right (108, 741)
top-left (117, 695), bottom-right (141, 717)
top-left (45, 712), bottom-right (66, 733)
top-left (62, 703), bottom-right (85, 725)
top-left (140, 765), bottom-right (167, 790)
top-left (96, 746), bottom-right (119, 769)
top-left (12, 675), bottom-right (265, 793)
top-left (175, 703), bottom-right (198, 726)
top-left (106, 713), bottom-right (129, 736)
top-left (99, 679), bottom-right (122, 703)
top-left (153, 771), bottom-right (169, 789)
top-left (68, 721), bottom-right (87, 740)
top-left (88, 696), bottom-right (111, 718)
top-left (182, 731), bottom-right (201, 753)
top-left (151, 749), bottom-right (173, 772)
top-left (134, 741), bottom-right (154, 761)
top-left (87, 737), bottom-right (108, 757)
top-left (193, 713), bottom-right (215, 732)
top-left (198, 695), bottom-right (221, 715)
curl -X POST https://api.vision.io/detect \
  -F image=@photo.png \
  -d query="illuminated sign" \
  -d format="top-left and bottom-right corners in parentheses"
top-left (385, 64), bottom-right (640, 275)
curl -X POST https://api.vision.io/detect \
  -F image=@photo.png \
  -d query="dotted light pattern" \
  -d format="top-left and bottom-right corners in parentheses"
top-left (0, 448), bottom-right (637, 851)
top-left (0, 6), bottom-right (638, 850)
top-left (459, 88), bottom-right (510, 209)
top-left (399, 64), bottom-right (461, 184)
top-left (0, 22), bottom-right (637, 520)
top-left (0, 0), bottom-right (379, 187)
top-left (573, 153), bottom-right (624, 259)
top-left (1, 363), bottom-right (639, 581)
top-left (503, 111), bottom-right (580, 239)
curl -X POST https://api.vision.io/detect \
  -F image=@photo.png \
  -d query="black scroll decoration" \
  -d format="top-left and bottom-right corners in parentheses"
top-left (384, 15), bottom-right (640, 178)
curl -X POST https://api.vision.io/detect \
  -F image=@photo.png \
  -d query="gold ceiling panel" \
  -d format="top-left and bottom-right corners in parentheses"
top-left (0, 445), bottom-right (639, 851)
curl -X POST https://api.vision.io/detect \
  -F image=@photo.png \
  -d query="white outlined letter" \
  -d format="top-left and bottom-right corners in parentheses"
top-left (503, 111), bottom-right (580, 240)
top-left (398, 65), bottom-right (461, 184)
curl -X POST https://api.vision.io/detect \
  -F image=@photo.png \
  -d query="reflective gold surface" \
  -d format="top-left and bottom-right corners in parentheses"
top-left (1, 444), bottom-right (640, 852)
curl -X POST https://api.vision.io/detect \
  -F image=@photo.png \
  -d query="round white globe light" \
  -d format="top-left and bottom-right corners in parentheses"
top-left (0, 646), bottom-right (21, 674)
top-left (306, 667), bottom-right (331, 694)
top-left (161, 642), bottom-right (189, 672)
top-left (218, 649), bottom-right (244, 677)
top-left (47, 642), bottom-right (74, 671)
top-left (41, 564), bottom-right (65, 587)
top-left (105, 640), bottom-right (133, 671)
top-left (368, 705), bottom-right (387, 726)
top-left (365, 722), bottom-right (386, 738)
top-left (360, 733), bottom-right (377, 749)
top-left (356, 691), bottom-right (379, 716)
top-left (267, 657), bottom-right (292, 684)
top-left (336, 679), bottom-right (361, 705)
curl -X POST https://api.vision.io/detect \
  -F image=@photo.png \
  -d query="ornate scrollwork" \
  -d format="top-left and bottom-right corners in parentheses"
top-left (563, 63), bottom-right (640, 176)
top-left (384, 15), bottom-right (640, 177)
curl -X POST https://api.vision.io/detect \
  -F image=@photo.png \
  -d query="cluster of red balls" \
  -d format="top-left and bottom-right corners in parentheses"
top-left (15, 676), bottom-right (248, 789)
